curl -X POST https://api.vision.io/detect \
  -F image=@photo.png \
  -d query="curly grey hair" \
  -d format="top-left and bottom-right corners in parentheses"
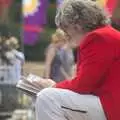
top-left (55, 0), bottom-right (111, 32)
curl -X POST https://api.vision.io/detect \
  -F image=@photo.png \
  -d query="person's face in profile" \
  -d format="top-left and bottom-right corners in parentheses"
top-left (64, 26), bottom-right (85, 47)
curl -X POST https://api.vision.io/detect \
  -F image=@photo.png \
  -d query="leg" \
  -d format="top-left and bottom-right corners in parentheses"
top-left (36, 88), bottom-right (66, 120)
top-left (35, 88), bottom-right (106, 120)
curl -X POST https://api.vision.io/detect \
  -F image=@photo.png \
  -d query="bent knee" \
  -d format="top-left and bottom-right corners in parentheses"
top-left (37, 88), bottom-right (58, 97)
top-left (37, 88), bottom-right (58, 99)
top-left (36, 88), bottom-right (61, 104)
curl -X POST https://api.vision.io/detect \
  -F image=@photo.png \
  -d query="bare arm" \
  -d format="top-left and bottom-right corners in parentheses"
top-left (60, 67), bottom-right (71, 79)
top-left (44, 47), bottom-right (56, 78)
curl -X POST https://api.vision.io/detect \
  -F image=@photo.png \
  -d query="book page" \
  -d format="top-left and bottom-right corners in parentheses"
top-left (22, 74), bottom-right (44, 89)
top-left (16, 74), bottom-right (45, 97)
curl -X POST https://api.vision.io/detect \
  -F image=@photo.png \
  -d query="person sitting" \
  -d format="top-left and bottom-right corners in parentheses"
top-left (34, 0), bottom-right (120, 120)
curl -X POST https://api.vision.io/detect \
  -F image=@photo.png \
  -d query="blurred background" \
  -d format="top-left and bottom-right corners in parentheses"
top-left (2, 0), bottom-right (119, 62)
top-left (0, 0), bottom-right (120, 120)
top-left (0, 0), bottom-right (120, 61)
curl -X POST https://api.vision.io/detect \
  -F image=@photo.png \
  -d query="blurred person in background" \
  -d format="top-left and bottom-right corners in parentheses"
top-left (35, 0), bottom-right (120, 120)
top-left (60, 40), bottom-right (75, 79)
top-left (9, 36), bottom-right (25, 81)
top-left (44, 28), bottom-right (74, 82)
top-left (0, 25), bottom-right (24, 82)
top-left (0, 25), bottom-right (24, 117)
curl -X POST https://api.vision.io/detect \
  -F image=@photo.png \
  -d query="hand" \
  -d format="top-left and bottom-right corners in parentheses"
top-left (32, 78), bottom-right (56, 89)
top-left (65, 76), bottom-right (71, 80)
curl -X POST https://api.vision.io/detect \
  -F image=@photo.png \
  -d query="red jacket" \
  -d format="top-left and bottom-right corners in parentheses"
top-left (56, 25), bottom-right (120, 120)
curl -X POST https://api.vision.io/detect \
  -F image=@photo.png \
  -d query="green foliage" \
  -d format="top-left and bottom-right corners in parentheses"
top-left (50, 0), bottom-right (56, 3)
top-left (10, 0), bottom-right (22, 23)
top-left (47, 4), bottom-right (56, 28)
top-left (24, 40), bottom-right (49, 61)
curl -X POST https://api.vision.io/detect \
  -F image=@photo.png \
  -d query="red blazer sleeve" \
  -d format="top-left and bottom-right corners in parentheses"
top-left (56, 33), bottom-right (114, 94)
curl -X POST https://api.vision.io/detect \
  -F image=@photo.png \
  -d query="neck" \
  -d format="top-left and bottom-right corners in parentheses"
top-left (64, 43), bottom-right (70, 49)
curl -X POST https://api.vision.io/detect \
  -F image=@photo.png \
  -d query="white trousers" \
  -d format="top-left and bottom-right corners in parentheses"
top-left (35, 88), bottom-right (107, 120)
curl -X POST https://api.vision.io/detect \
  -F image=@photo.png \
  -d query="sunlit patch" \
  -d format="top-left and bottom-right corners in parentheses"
top-left (96, 0), bottom-right (108, 7)
top-left (23, 0), bottom-right (41, 17)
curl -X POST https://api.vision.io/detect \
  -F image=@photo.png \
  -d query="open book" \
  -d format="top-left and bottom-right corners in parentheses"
top-left (16, 74), bottom-right (45, 97)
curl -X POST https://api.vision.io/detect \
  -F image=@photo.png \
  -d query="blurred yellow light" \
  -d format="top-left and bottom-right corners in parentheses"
top-left (96, 0), bottom-right (108, 7)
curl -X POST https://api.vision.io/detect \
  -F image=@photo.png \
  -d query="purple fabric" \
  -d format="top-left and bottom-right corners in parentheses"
top-left (23, 0), bottom-right (49, 45)
top-left (23, 31), bottom-right (40, 45)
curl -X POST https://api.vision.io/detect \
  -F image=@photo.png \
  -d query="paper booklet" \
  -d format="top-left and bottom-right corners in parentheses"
top-left (16, 74), bottom-right (45, 97)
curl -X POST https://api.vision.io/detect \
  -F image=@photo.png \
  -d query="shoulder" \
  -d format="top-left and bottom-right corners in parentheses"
top-left (48, 44), bottom-right (56, 51)
top-left (46, 44), bottom-right (56, 53)
top-left (79, 26), bottom-right (118, 59)
top-left (45, 45), bottom-right (57, 58)
top-left (80, 25), bottom-right (119, 50)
